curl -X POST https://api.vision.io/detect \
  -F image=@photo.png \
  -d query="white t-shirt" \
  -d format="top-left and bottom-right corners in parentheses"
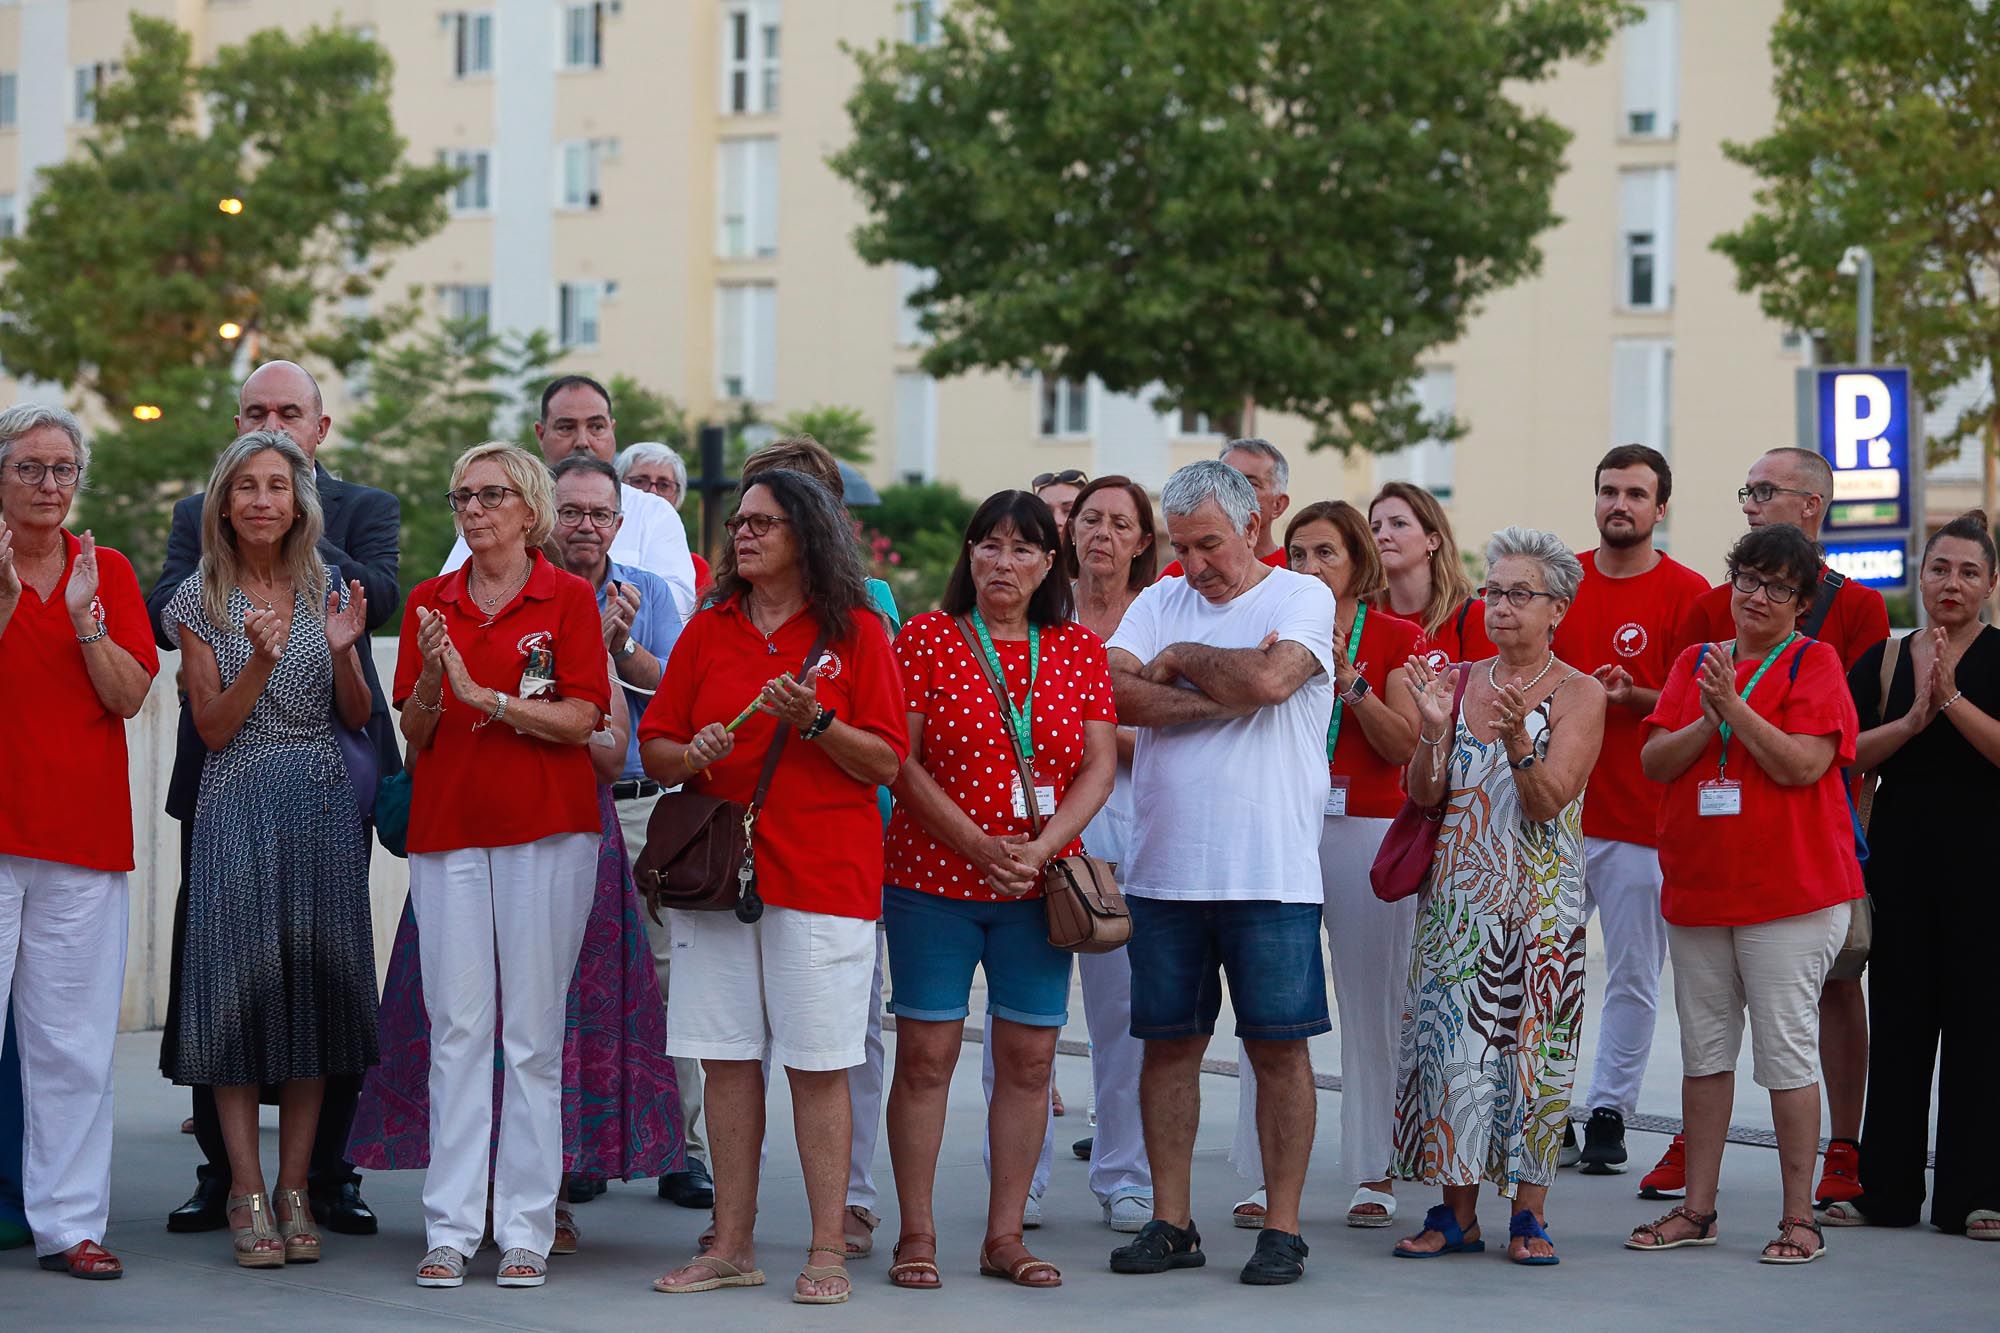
top-left (1106, 567), bottom-right (1336, 903)
top-left (443, 481), bottom-right (697, 616)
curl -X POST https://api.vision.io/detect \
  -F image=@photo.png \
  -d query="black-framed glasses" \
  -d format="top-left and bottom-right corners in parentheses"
top-left (1729, 571), bottom-right (1800, 605)
top-left (555, 505), bottom-right (620, 529)
top-left (1738, 482), bottom-right (1816, 505)
top-left (724, 513), bottom-right (790, 538)
top-left (627, 475), bottom-right (682, 500)
top-left (1032, 469), bottom-right (1088, 489)
top-left (1480, 584), bottom-right (1560, 609)
top-left (445, 485), bottom-right (522, 512)
top-left (8, 460), bottom-right (80, 488)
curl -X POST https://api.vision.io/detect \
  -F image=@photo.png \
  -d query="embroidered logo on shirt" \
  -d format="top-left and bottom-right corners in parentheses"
top-left (811, 650), bottom-right (843, 681)
top-left (1423, 648), bottom-right (1450, 672)
top-left (517, 630), bottom-right (554, 656)
top-left (1613, 623), bottom-right (1648, 658)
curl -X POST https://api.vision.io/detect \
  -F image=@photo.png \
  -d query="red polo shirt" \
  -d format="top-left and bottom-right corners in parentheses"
top-left (1677, 564), bottom-right (1889, 671)
top-left (394, 552), bottom-right (609, 855)
top-left (639, 597), bottom-right (908, 920)
top-left (1157, 548), bottom-right (1289, 580)
top-left (1552, 550), bottom-right (1711, 846)
top-left (0, 531), bottom-right (159, 872)
top-left (1330, 608), bottom-right (1424, 818)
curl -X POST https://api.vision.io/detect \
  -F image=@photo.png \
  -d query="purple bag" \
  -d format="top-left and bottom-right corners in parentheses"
top-left (1369, 665), bottom-right (1469, 903)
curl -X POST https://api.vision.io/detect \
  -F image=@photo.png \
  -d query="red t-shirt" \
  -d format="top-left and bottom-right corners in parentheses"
top-left (0, 531), bottom-right (160, 872)
top-left (394, 552), bottom-right (610, 855)
top-left (1157, 548), bottom-right (1289, 580)
top-left (638, 597), bottom-right (907, 920)
top-left (1552, 550), bottom-right (1711, 846)
top-left (691, 552), bottom-right (712, 595)
top-left (1678, 564), bottom-right (1889, 671)
top-left (1645, 638), bottom-right (1864, 927)
top-left (1329, 608), bottom-right (1424, 818)
top-left (885, 612), bottom-right (1117, 901)
top-left (1403, 595), bottom-right (1494, 671)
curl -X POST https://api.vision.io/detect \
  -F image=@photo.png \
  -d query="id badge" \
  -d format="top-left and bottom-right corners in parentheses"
top-left (1011, 775), bottom-right (1057, 819)
top-left (1324, 776), bottom-right (1350, 818)
top-left (1697, 779), bottom-right (1742, 817)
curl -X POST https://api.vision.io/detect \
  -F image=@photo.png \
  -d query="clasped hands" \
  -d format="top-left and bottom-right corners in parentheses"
top-left (965, 830), bottom-right (1058, 898)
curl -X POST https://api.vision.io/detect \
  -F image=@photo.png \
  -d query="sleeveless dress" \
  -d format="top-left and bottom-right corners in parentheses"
top-left (160, 569), bottom-right (378, 1086)
top-left (1391, 682), bottom-right (1587, 1196)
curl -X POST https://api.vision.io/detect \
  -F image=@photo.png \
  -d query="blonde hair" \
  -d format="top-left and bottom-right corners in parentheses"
top-left (743, 433), bottom-right (844, 498)
top-left (198, 431), bottom-right (327, 631)
top-left (1368, 481), bottom-right (1474, 637)
top-left (451, 441), bottom-right (557, 547)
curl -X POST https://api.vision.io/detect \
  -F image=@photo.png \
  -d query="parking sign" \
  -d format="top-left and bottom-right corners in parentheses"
top-left (1813, 367), bottom-right (1914, 533)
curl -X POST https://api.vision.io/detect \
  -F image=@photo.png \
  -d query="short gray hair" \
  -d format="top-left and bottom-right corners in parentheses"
top-left (0, 403), bottom-right (89, 479)
top-left (1162, 459), bottom-right (1258, 533)
top-left (1484, 525), bottom-right (1583, 602)
top-left (1221, 436), bottom-right (1288, 493)
top-left (617, 441), bottom-right (686, 491)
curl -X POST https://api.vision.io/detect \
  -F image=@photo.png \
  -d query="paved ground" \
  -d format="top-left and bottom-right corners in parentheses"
top-left (10, 952), bottom-right (1994, 1331)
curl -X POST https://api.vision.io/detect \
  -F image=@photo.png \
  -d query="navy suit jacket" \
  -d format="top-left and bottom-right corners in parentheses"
top-left (147, 464), bottom-right (403, 823)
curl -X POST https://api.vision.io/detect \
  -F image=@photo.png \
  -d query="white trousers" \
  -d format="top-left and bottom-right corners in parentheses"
top-left (410, 834), bottom-right (596, 1257)
top-left (0, 855), bottom-right (127, 1257)
top-left (1232, 815), bottom-right (1410, 1189)
top-left (620, 793), bottom-right (707, 1163)
top-left (846, 929), bottom-right (887, 1211)
top-left (1076, 948), bottom-right (1152, 1204)
top-left (1580, 836), bottom-right (1668, 1116)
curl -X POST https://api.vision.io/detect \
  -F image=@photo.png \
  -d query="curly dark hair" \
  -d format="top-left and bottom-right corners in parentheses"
top-left (1725, 523), bottom-right (1821, 605)
top-left (941, 489), bottom-right (1074, 626)
top-left (704, 468), bottom-right (874, 643)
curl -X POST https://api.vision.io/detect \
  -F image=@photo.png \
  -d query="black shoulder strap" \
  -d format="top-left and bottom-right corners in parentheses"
top-left (747, 627), bottom-right (834, 812)
top-left (1800, 567), bottom-right (1845, 640)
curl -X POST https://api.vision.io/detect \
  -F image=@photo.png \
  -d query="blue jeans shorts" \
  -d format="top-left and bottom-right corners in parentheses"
top-left (1126, 897), bottom-right (1330, 1041)
top-left (883, 886), bottom-right (1073, 1027)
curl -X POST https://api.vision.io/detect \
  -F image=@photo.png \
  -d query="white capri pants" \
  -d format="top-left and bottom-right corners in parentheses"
top-left (0, 855), bottom-right (127, 1258)
top-left (409, 833), bottom-right (596, 1257)
top-left (1669, 902), bottom-right (1850, 1091)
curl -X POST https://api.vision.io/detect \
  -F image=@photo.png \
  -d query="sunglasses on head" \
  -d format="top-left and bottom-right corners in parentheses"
top-left (1032, 469), bottom-right (1088, 489)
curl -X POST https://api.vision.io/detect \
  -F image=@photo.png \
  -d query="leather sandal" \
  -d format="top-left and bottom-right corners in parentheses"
top-left (887, 1232), bottom-right (941, 1290)
top-left (843, 1204), bottom-right (881, 1257)
top-left (274, 1187), bottom-right (321, 1264)
top-left (37, 1238), bottom-right (123, 1280)
top-left (979, 1232), bottom-right (1061, 1287)
top-left (226, 1192), bottom-right (285, 1269)
top-left (1626, 1205), bottom-right (1719, 1250)
top-left (1758, 1215), bottom-right (1825, 1265)
top-left (794, 1245), bottom-right (852, 1305)
top-left (552, 1204), bottom-right (579, 1255)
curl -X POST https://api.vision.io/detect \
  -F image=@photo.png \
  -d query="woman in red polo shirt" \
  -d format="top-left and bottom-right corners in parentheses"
top-left (1231, 501), bottom-right (1424, 1231)
top-left (395, 442), bottom-right (610, 1291)
top-left (0, 404), bottom-right (157, 1280)
top-left (639, 468), bottom-right (905, 1306)
top-left (1629, 523), bottom-right (1862, 1266)
top-left (1368, 482), bottom-right (1494, 667)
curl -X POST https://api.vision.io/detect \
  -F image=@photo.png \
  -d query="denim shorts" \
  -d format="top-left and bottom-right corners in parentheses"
top-left (883, 886), bottom-right (1073, 1027)
top-left (1126, 897), bottom-right (1330, 1041)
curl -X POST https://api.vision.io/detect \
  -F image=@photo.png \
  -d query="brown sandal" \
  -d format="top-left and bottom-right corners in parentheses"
top-left (1758, 1215), bottom-right (1825, 1265)
top-left (1626, 1205), bottom-right (1719, 1251)
top-left (888, 1232), bottom-right (941, 1290)
top-left (979, 1232), bottom-right (1061, 1287)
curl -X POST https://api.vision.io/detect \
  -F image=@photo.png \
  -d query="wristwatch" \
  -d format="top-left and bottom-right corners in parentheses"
top-left (802, 705), bottom-right (837, 740)
top-left (1510, 753), bottom-right (1538, 771)
top-left (613, 637), bottom-right (638, 662)
top-left (1340, 676), bottom-right (1371, 706)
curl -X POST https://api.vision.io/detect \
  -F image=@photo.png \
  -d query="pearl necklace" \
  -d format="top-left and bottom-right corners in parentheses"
top-left (1489, 650), bottom-right (1557, 694)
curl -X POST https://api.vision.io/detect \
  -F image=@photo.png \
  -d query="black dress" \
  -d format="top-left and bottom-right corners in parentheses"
top-left (1848, 626), bottom-right (2000, 1231)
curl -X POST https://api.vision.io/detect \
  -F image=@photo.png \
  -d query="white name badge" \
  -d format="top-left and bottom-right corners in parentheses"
top-left (1324, 777), bottom-right (1351, 818)
top-left (1011, 776), bottom-right (1057, 820)
top-left (1697, 779), bottom-right (1742, 817)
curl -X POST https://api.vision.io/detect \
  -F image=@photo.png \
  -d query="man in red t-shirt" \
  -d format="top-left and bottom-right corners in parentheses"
top-left (1649, 446), bottom-right (1888, 1204)
top-left (1551, 446), bottom-right (1709, 1176)
top-left (1157, 439), bottom-right (1292, 579)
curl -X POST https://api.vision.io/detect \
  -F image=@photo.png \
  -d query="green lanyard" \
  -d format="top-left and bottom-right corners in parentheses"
top-left (970, 608), bottom-right (1039, 766)
top-left (1716, 630), bottom-right (1798, 774)
top-left (1325, 603), bottom-right (1368, 760)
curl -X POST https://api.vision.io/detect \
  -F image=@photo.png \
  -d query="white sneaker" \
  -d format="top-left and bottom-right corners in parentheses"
top-left (1105, 1195), bottom-right (1152, 1233)
top-left (1022, 1193), bottom-right (1044, 1229)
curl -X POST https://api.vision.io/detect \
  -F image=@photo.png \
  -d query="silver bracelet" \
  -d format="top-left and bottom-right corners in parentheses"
top-left (1941, 690), bottom-right (1964, 711)
top-left (75, 623), bottom-right (108, 645)
top-left (473, 691), bottom-right (509, 731)
top-left (1419, 728), bottom-right (1448, 746)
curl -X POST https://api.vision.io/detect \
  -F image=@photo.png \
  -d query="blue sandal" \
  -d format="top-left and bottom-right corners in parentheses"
top-left (1508, 1210), bottom-right (1560, 1266)
top-left (1393, 1204), bottom-right (1485, 1258)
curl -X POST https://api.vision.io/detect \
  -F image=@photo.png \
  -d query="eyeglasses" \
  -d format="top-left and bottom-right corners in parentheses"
top-left (8, 461), bottom-right (80, 488)
top-left (445, 485), bottom-right (522, 512)
top-left (1737, 482), bottom-right (1816, 505)
top-left (1480, 585), bottom-right (1560, 609)
top-left (627, 476), bottom-right (682, 500)
top-left (556, 505), bottom-right (620, 529)
top-left (1729, 571), bottom-right (1800, 605)
top-left (1032, 469), bottom-right (1088, 489)
top-left (724, 512), bottom-right (790, 538)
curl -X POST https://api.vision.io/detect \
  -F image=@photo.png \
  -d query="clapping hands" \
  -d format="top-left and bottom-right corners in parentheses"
top-left (244, 602), bottom-right (289, 666)
top-left (325, 580), bottom-right (369, 654)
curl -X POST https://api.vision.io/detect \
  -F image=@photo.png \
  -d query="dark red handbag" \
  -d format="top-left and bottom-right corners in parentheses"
top-left (1369, 664), bottom-right (1470, 903)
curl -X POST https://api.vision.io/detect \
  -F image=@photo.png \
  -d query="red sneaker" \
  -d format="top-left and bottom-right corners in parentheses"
top-left (1638, 1135), bottom-right (1687, 1200)
top-left (1816, 1138), bottom-right (1862, 1207)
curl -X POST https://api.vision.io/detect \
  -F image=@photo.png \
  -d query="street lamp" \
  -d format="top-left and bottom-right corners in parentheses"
top-left (218, 197), bottom-right (244, 215)
top-left (1837, 245), bottom-right (1873, 364)
top-left (218, 321), bottom-right (243, 340)
top-left (131, 404), bottom-right (163, 421)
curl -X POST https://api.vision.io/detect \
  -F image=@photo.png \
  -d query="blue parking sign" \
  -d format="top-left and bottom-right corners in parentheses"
top-left (1814, 367), bottom-right (1913, 534)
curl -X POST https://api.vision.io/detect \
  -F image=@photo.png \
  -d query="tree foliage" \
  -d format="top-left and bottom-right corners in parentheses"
top-left (832, 0), bottom-right (1630, 453)
top-left (774, 404), bottom-right (876, 462)
top-left (1714, 0), bottom-right (2000, 463)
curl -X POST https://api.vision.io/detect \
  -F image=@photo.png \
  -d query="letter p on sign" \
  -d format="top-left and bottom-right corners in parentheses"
top-left (1832, 373), bottom-right (1894, 468)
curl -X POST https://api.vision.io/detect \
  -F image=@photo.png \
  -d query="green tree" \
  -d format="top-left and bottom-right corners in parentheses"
top-left (0, 16), bottom-right (456, 551)
top-left (863, 480), bottom-right (978, 614)
top-left (605, 376), bottom-right (693, 454)
top-left (774, 404), bottom-right (875, 462)
top-left (1714, 0), bottom-right (2000, 467)
top-left (831, 0), bottom-right (1630, 453)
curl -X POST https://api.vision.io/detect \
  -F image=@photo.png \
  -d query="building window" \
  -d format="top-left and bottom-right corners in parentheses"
top-left (558, 139), bottom-right (612, 210)
top-left (717, 282), bottom-right (777, 401)
top-left (0, 72), bottom-right (17, 130)
top-left (717, 136), bottom-right (779, 257)
top-left (452, 11), bottom-right (494, 78)
top-left (72, 62), bottom-right (119, 125)
top-left (1038, 376), bottom-right (1091, 437)
top-left (1611, 339), bottom-right (1674, 454)
top-left (723, 2), bottom-right (781, 115)
top-left (895, 264), bottom-right (933, 347)
top-left (1373, 367), bottom-right (1456, 499)
top-left (1621, 0), bottom-right (1679, 139)
top-left (895, 370), bottom-right (938, 481)
top-left (908, 0), bottom-right (940, 46)
top-left (436, 283), bottom-right (492, 327)
top-left (1619, 166), bottom-right (1675, 311)
top-left (442, 148), bottom-right (493, 214)
top-left (562, 2), bottom-right (605, 70)
top-left (0, 194), bottom-right (16, 240)
top-left (559, 281), bottom-right (604, 348)
top-left (1176, 408), bottom-right (1219, 437)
